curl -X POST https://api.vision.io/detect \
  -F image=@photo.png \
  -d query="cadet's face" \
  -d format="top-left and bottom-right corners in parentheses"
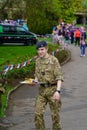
top-left (37, 47), bottom-right (48, 58)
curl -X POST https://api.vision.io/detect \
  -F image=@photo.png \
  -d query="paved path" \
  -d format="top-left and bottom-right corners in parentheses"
top-left (1, 45), bottom-right (87, 130)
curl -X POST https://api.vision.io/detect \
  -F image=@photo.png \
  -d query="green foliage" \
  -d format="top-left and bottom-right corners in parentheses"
top-left (0, 85), bottom-right (13, 117)
top-left (0, 0), bottom-right (26, 19)
top-left (58, 0), bottom-right (82, 23)
top-left (26, 0), bottom-right (83, 33)
top-left (38, 37), bottom-right (53, 44)
top-left (0, 46), bottom-right (37, 69)
top-left (82, 0), bottom-right (87, 10)
top-left (48, 43), bottom-right (61, 53)
top-left (55, 49), bottom-right (69, 64)
top-left (26, 0), bottom-right (61, 34)
top-left (6, 62), bottom-right (35, 79)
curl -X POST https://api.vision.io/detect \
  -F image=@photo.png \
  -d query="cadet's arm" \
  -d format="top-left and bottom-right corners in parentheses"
top-left (56, 80), bottom-right (62, 93)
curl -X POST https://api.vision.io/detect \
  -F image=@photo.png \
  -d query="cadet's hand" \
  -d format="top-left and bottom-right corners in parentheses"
top-left (30, 79), bottom-right (38, 86)
top-left (53, 91), bottom-right (60, 100)
top-left (32, 79), bottom-right (38, 83)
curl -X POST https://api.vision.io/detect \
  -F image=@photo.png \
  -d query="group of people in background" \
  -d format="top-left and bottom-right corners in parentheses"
top-left (52, 22), bottom-right (87, 57)
top-left (0, 18), bottom-right (86, 57)
top-left (0, 18), bottom-right (29, 31)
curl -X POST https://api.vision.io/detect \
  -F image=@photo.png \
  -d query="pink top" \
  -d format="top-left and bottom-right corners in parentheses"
top-left (80, 40), bottom-right (86, 45)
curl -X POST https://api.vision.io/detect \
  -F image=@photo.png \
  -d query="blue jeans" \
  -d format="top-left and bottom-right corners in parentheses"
top-left (80, 44), bottom-right (86, 55)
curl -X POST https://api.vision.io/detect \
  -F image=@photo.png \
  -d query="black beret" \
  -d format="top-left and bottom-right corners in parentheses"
top-left (36, 41), bottom-right (47, 49)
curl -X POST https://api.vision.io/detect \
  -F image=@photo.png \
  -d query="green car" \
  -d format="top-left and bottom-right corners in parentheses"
top-left (0, 24), bottom-right (38, 46)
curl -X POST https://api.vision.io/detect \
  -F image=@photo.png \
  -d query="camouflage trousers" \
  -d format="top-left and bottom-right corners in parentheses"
top-left (34, 86), bottom-right (62, 130)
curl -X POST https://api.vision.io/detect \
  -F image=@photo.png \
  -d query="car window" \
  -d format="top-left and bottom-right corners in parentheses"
top-left (3, 26), bottom-right (16, 32)
top-left (10, 26), bottom-right (16, 32)
top-left (3, 26), bottom-right (10, 32)
top-left (16, 26), bottom-right (26, 32)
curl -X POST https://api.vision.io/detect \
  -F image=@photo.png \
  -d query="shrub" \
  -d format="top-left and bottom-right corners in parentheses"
top-left (55, 49), bottom-right (69, 64)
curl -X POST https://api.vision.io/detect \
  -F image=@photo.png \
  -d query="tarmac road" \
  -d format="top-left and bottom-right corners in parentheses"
top-left (0, 44), bottom-right (87, 130)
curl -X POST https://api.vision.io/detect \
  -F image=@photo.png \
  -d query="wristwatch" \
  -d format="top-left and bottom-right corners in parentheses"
top-left (55, 90), bottom-right (61, 93)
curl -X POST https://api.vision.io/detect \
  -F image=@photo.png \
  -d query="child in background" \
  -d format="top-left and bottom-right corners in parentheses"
top-left (80, 36), bottom-right (86, 57)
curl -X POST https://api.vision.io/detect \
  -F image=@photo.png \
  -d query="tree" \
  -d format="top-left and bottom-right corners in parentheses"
top-left (82, 0), bottom-right (87, 11)
top-left (26, 0), bottom-right (83, 34)
top-left (26, 0), bottom-right (61, 34)
top-left (0, 0), bottom-right (26, 19)
top-left (58, 0), bottom-right (82, 23)
top-left (0, 0), bottom-right (10, 18)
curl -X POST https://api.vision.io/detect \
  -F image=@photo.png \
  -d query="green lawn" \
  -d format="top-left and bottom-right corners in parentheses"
top-left (0, 45), bottom-right (37, 69)
top-left (0, 37), bottom-right (53, 70)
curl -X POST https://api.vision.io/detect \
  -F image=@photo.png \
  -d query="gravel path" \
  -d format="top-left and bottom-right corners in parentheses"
top-left (1, 44), bottom-right (87, 130)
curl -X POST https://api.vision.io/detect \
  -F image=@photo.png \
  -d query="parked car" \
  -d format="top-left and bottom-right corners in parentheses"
top-left (0, 24), bottom-right (38, 45)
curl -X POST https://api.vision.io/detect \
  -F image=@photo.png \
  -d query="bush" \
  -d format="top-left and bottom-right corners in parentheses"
top-left (55, 49), bottom-right (69, 64)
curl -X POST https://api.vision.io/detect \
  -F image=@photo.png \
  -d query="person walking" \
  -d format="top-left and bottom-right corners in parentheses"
top-left (70, 29), bottom-right (74, 44)
top-left (80, 36), bottom-right (86, 57)
top-left (74, 28), bottom-right (81, 46)
top-left (34, 41), bottom-right (63, 130)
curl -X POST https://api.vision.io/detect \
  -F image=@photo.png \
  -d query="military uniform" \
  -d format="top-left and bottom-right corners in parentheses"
top-left (34, 52), bottom-right (63, 130)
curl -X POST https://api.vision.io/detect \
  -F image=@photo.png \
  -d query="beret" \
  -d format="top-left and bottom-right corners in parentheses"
top-left (36, 41), bottom-right (47, 49)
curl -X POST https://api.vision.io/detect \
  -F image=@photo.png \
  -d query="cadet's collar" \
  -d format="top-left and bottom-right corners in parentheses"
top-left (40, 53), bottom-right (49, 59)
top-left (45, 53), bottom-right (49, 59)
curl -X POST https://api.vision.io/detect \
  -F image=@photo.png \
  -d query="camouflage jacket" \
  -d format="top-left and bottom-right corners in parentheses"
top-left (35, 54), bottom-right (63, 83)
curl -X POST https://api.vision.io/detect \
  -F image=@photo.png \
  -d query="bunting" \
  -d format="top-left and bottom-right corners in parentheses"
top-left (3, 48), bottom-right (67, 75)
top-left (3, 56), bottom-right (38, 75)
